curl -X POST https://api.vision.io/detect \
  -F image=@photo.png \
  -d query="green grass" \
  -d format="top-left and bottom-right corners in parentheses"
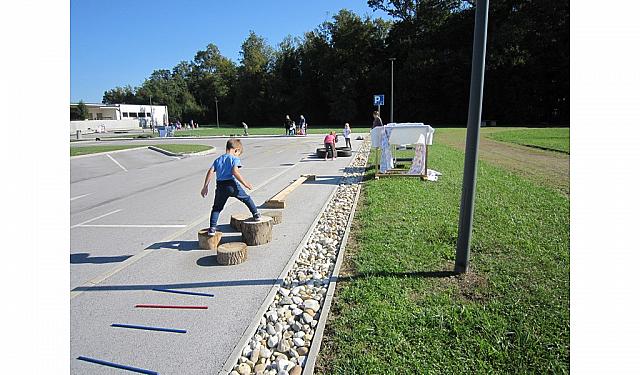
top-left (70, 144), bottom-right (212, 156)
top-left (487, 128), bottom-right (570, 153)
top-left (173, 126), bottom-right (369, 137)
top-left (317, 142), bottom-right (569, 374)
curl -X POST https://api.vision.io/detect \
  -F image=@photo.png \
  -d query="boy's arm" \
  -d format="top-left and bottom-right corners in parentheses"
top-left (232, 166), bottom-right (253, 190)
top-left (200, 168), bottom-right (215, 197)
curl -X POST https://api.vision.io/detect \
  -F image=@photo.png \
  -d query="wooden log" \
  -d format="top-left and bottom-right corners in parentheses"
top-left (230, 212), bottom-right (252, 231)
top-left (216, 242), bottom-right (248, 265)
top-left (261, 210), bottom-right (283, 225)
top-left (263, 175), bottom-right (315, 209)
top-left (197, 229), bottom-right (222, 250)
top-left (241, 216), bottom-right (273, 246)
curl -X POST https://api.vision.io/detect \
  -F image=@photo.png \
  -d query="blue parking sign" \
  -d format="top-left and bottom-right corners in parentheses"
top-left (373, 95), bottom-right (384, 106)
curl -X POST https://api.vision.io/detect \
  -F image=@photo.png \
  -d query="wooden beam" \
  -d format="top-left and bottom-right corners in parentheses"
top-left (263, 174), bottom-right (315, 208)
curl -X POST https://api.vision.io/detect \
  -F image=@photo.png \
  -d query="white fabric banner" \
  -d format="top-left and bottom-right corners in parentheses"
top-left (370, 123), bottom-right (435, 148)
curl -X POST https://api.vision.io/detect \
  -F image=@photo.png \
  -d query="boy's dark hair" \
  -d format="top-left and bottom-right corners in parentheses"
top-left (226, 138), bottom-right (243, 152)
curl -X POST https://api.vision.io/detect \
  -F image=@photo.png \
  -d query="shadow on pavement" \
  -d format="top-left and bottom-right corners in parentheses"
top-left (72, 278), bottom-right (283, 293)
top-left (196, 255), bottom-right (222, 267)
top-left (302, 175), bottom-right (342, 185)
top-left (146, 241), bottom-right (201, 251)
top-left (70, 253), bottom-right (132, 264)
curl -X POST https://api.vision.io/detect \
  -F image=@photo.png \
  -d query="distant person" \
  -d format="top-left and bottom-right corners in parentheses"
top-left (298, 115), bottom-right (306, 135)
top-left (200, 138), bottom-right (261, 236)
top-left (372, 111), bottom-right (383, 128)
top-left (323, 131), bottom-right (337, 161)
top-left (284, 115), bottom-right (293, 135)
top-left (242, 122), bottom-right (249, 136)
top-left (343, 122), bottom-right (352, 149)
top-left (289, 117), bottom-right (296, 135)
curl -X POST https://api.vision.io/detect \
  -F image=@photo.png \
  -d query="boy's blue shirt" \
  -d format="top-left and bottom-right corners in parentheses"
top-left (212, 153), bottom-right (241, 181)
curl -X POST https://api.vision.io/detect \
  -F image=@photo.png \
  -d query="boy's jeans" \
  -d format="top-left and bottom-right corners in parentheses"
top-left (209, 180), bottom-right (259, 230)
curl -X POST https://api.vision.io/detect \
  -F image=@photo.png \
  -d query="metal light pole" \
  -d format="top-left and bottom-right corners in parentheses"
top-left (149, 95), bottom-right (153, 129)
top-left (148, 95), bottom-right (154, 133)
top-left (215, 97), bottom-right (219, 128)
top-left (389, 58), bottom-right (396, 123)
top-left (455, 0), bottom-right (490, 274)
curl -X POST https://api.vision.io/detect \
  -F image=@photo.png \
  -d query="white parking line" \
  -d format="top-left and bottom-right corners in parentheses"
top-left (71, 193), bottom-right (92, 201)
top-left (106, 154), bottom-right (127, 171)
top-left (71, 209), bottom-right (122, 229)
top-left (77, 224), bottom-right (187, 228)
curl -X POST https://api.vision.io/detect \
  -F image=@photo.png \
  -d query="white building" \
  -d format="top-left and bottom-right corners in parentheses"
top-left (70, 103), bottom-right (169, 134)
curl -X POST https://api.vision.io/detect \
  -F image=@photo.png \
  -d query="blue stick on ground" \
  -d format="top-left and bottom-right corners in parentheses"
top-left (111, 323), bottom-right (187, 334)
top-left (152, 288), bottom-right (215, 297)
top-left (77, 356), bottom-right (158, 375)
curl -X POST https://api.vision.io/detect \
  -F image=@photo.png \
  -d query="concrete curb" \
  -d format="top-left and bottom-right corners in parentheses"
top-left (88, 134), bottom-right (318, 142)
top-left (70, 146), bottom-right (148, 159)
top-left (303, 180), bottom-right (364, 375)
top-left (76, 132), bottom-right (367, 143)
top-left (219, 142), bottom-right (369, 375)
top-left (147, 145), bottom-right (217, 157)
top-left (218, 171), bottom-right (345, 375)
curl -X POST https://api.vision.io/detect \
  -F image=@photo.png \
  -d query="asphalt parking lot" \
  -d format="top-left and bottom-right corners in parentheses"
top-left (70, 135), bottom-right (362, 374)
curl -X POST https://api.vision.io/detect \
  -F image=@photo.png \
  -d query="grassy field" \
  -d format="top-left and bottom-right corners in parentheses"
top-left (172, 126), bottom-right (370, 137)
top-left (487, 128), bottom-right (569, 153)
top-left (70, 144), bottom-right (212, 156)
top-left (316, 138), bottom-right (569, 373)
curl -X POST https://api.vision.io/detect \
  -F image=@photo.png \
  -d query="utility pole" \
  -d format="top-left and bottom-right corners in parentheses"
top-left (389, 58), bottom-right (396, 123)
top-left (455, 0), bottom-right (490, 274)
top-left (149, 95), bottom-right (153, 129)
top-left (215, 97), bottom-right (219, 128)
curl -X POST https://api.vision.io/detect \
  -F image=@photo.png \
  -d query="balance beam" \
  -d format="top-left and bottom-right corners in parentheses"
top-left (263, 174), bottom-right (316, 208)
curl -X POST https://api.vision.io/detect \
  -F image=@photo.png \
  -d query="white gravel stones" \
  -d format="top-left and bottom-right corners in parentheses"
top-left (267, 335), bottom-right (279, 348)
top-left (259, 347), bottom-right (271, 359)
top-left (232, 139), bottom-right (370, 375)
top-left (292, 337), bottom-right (305, 347)
top-left (303, 299), bottom-right (320, 312)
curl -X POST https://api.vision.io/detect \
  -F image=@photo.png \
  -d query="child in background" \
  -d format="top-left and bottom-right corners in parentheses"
top-left (343, 123), bottom-right (352, 149)
top-left (200, 138), bottom-right (260, 236)
top-left (323, 131), bottom-right (337, 161)
top-left (242, 122), bottom-right (249, 136)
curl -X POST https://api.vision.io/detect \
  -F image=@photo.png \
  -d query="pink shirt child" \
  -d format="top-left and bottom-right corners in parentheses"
top-left (324, 134), bottom-right (335, 144)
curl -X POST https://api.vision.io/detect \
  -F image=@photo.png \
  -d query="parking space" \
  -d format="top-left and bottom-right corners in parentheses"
top-left (71, 148), bottom-right (182, 183)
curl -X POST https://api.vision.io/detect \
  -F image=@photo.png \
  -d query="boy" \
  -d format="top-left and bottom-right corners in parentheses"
top-left (200, 139), bottom-right (260, 236)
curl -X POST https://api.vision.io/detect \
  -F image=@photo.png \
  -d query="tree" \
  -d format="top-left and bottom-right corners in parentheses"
top-left (99, 1), bottom-right (568, 126)
top-left (73, 100), bottom-right (89, 120)
top-left (234, 31), bottom-right (274, 123)
top-left (102, 85), bottom-right (138, 104)
top-left (190, 43), bottom-right (237, 123)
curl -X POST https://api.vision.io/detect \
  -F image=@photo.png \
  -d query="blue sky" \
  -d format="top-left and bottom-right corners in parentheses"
top-left (71, 0), bottom-right (391, 103)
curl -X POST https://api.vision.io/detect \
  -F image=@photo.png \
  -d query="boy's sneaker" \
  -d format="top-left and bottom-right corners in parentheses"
top-left (207, 228), bottom-right (216, 236)
top-left (253, 213), bottom-right (262, 221)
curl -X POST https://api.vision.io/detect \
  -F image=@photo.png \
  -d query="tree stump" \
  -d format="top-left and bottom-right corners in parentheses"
top-left (230, 213), bottom-right (252, 231)
top-left (261, 210), bottom-right (283, 225)
top-left (198, 229), bottom-right (222, 250)
top-left (241, 216), bottom-right (273, 246)
top-left (217, 242), bottom-right (248, 265)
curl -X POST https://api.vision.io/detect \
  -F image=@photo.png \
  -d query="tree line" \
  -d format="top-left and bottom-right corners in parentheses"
top-left (100, 0), bottom-right (569, 127)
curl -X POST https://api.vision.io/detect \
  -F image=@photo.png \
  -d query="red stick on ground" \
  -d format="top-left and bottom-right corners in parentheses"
top-left (135, 304), bottom-right (208, 309)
